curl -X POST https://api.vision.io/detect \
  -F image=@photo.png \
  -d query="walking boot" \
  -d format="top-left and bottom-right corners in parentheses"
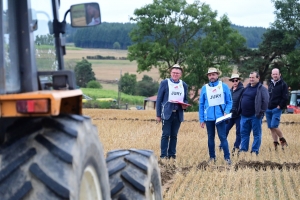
top-left (279, 137), bottom-right (288, 149)
top-left (273, 141), bottom-right (280, 150)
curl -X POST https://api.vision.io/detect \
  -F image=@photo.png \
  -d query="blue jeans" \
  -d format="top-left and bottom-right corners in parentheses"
top-left (160, 112), bottom-right (181, 158)
top-left (206, 121), bottom-right (230, 160)
top-left (225, 116), bottom-right (241, 149)
top-left (266, 108), bottom-right (282, 128)
top-left (240, 115), bottom-right (262, 153)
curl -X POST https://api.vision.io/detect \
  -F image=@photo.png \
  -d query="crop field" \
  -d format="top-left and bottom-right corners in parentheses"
top-left (64, 48), bottom-right (160, 82)
top-left (83, 109), bottom-right (300, 199)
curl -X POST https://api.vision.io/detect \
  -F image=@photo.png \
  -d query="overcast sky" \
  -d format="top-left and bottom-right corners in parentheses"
top-left (58, 0), bottom-right (276, 28)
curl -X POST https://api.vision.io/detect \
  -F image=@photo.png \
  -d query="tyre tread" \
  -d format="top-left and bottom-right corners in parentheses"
top-left (129, 149), bottom-right (153, 158)
top-left (35, 135), bottom-right (73, 164)
top-left (106, 150), bottom-right (130, 162)
top-left (0, 148), bottom-right (36, 183)
top-left (42, 118), bottom-right (77, 138)
top-left (110, 181), bottom-right (124, 197)
top-left (8, 181), bottom-right (33, 200)
top-left (29, 163), bottom-right (70, 198)
top-left (124, 156), bottom-right (148, 174)
top-left (108, 162), bottom-right (126, 177)
top-left (121, 171), bottom-right (145, 194)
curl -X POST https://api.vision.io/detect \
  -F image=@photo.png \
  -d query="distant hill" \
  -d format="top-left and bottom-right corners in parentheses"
top-left (34, 21), bottom-right (267, 49)
top-left (231, 24), bottom-right (267, 48)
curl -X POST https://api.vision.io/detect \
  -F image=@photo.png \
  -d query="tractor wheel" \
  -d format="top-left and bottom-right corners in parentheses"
top-left (106, 149), bottom-right (162, 200)
top-left (0, 115), bottom-right (110, 200)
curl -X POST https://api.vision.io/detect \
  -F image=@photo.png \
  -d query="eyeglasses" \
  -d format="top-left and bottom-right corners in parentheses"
top-left (171, 72), bottom-right (181, 75)
top-left (231, 79), bottom-right (239, 82)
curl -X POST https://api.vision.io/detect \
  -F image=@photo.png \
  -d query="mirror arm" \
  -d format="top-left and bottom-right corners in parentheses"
top-left (63, 9), bottom-right (70, 22)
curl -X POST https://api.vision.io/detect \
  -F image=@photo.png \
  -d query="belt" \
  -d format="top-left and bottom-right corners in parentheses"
top-left (172, 110), bottom-right (177, 112)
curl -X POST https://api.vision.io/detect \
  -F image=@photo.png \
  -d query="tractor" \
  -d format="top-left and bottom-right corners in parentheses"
top-left (286, 90), bottom-right (300, 114)
top-left (0, 0), bottom-right (162, 199)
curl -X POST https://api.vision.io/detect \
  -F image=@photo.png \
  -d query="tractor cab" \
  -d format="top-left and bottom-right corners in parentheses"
top-left (287, 90), bottom-right (300, 114)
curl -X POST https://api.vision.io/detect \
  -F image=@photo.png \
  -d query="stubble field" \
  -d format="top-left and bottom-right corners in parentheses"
top-left (83, 109), bottom-right (300, 199)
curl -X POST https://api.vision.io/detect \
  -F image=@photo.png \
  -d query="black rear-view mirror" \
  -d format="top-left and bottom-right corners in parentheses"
top-left (70, 2), bottom-right (101, 27)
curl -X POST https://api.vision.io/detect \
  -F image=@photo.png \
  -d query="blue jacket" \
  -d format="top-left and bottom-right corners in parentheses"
top-left (156, 79), bottom-right (188, 122)
top-left (199, 80), bottom-right (232, 122)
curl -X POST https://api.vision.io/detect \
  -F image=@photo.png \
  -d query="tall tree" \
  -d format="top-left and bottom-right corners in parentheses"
top-left (136, 75), bottom-right (159, 96)
top-left (236, 29), bottom-right (296, 83)
top-left (128, 0), bottom-right (246, 102)
top-left (120, 73), bottom-right (137, 95)
top-left (272, 0), bottom-right (300, 89)
top-left (272, 0), bottom-right (300, 42)
top-left (74, 58), bottom-right (96, 87)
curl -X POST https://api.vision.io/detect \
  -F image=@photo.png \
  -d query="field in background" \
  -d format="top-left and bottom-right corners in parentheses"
top-left (65, 48), bottom-right (160, 86)
top-left (64, 48), bottom-right (245, 92)
top-left (84, 109), bottom-right (300, 199)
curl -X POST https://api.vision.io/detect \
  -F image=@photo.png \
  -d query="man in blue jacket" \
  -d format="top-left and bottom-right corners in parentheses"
top-left (156, 64), bottom-right (189, 159)
top-left (238, 71), bottom-right (269, 155)
top-left (199, 68), bottom-right (232, 165)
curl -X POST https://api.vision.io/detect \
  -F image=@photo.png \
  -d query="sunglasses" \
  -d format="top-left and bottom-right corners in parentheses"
top-left (231, 79), bottom-right (239, 82)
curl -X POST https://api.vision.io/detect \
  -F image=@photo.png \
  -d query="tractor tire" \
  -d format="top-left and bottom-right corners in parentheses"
top-left (106, 149), bottom-right (162, 200)
top-left (0, 115), bottom-right (110, 200)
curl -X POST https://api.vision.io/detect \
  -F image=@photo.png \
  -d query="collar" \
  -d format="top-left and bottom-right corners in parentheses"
top-left (208, 79), bottom-right (219, 87)
top-left (169, 78), bottom-right (180, 83)
top-left (271, 79), bottom-right (281, 85)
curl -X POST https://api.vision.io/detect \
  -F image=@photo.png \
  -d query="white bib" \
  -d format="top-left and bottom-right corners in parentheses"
top-left (206, 81), bottom-right (224, 106)
top-left (167, 79), bottom-right (184, 102)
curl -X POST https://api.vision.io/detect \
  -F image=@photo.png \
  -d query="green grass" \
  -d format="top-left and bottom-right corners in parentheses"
top-left (81, 88), bottom-right (145, 105)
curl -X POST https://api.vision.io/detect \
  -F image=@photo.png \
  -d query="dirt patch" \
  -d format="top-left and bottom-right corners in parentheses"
top-left (234, 160), bottom-right (300, 171)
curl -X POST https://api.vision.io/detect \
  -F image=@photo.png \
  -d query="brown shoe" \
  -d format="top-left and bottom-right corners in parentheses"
top-left (274, 141), bottom-right (280, 150)
top-left (279, 137), bottom-right (288, 149)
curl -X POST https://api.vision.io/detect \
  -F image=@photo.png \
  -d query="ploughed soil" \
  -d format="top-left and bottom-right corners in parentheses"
top-left (158, 159), bottom-right (300, 193)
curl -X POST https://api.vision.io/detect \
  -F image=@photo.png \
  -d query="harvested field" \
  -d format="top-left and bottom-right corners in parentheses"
top-left (83, 109), bottom-right (300, 199)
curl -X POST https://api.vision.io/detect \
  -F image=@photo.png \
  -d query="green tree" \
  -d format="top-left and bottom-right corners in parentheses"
top-left (273, 0), bottom-right (300, 42)
top-left (120, 72), bottom-right (137, 95)
top-left (113, 41), bottom-right (121, 49)
top-left (272, 0), bottom-right (300, 89)
top-left (136, 75), bottom-right (159, 97)
top-left (128, 0), bottom-right (245, 102)
top-left (74, 58), bottom-right (96, 87)
top-left (236, 29), bottom-right (296, 83)
top-left (87, 80), bottom-right (102, 89)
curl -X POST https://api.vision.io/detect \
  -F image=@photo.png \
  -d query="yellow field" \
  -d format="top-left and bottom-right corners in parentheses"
top-left (83, 109), bottom-right (300, 199)
top-left (65, 48), bottom-right (160, 83)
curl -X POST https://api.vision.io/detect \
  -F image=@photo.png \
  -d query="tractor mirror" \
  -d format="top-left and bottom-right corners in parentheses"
top-left (70, 3), bottom-right (101, 27)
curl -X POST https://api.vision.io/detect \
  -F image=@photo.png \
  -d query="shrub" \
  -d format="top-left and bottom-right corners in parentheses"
top-left (87, 80), bottom-right (102, 89)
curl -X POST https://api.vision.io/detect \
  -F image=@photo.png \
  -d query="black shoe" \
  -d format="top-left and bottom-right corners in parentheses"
top-left (273, 141), bottom-right (280, 150)
top-left (168, 155), bottom-right (176, 159)
top-left (250, 151), bottom-right (259, 156)
top-left (279, 137), bottom-right (288, 149)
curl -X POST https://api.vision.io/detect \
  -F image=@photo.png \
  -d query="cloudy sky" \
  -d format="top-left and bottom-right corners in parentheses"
top-left (58, 0), bottom-right (276, 28)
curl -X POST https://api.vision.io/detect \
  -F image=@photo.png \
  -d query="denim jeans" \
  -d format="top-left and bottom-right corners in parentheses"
top-left (206, 121), bottom-right (230, 160)
top-left (240, 115), bottom-right (263, 153)
top-left (225, 116), bottom-right (241, 149)
top-left (266, 108), bottom-right (282, 128)
top-left (160, 112), bottom-right (181, 158)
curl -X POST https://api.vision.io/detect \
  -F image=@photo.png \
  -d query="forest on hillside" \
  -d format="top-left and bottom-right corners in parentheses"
top-left (59, 22), bottom-right (266, 50)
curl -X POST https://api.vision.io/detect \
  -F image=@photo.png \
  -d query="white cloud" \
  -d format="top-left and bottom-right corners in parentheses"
top-left (56, 0), bottom-right (275, 27)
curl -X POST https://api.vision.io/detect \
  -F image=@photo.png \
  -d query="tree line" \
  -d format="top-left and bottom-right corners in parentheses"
top-left (62, 23), bottom-right (266, 50)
